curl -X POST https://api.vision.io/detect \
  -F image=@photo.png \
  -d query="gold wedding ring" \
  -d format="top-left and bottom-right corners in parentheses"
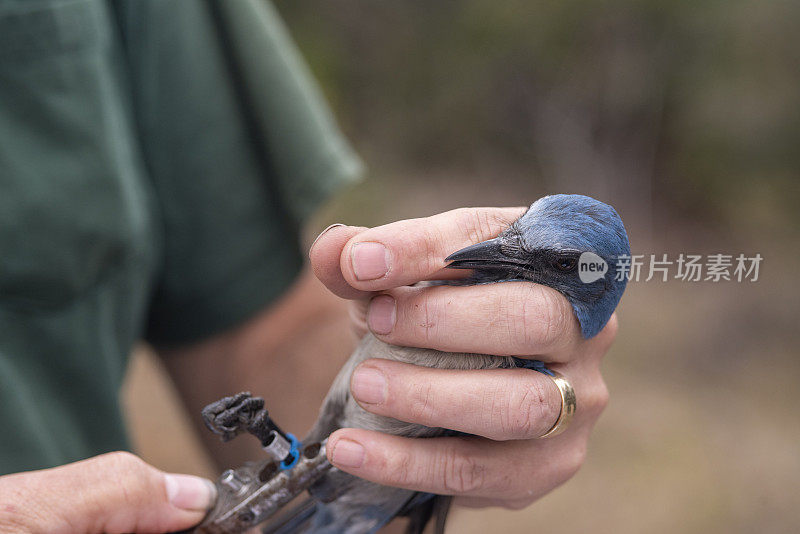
top-left (538, 370), bottom-right (577, 438)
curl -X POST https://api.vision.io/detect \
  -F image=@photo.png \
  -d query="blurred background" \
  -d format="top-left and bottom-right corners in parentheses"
top-left (124, 1), bottom-right (800, 532)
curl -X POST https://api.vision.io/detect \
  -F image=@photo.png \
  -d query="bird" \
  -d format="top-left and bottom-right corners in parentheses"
top-left (288, 194), bottom-right (631, 534)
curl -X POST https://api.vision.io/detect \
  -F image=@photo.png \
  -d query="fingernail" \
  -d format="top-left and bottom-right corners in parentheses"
top-left (351, 366), bottom-right (388, 404)
top-left (310, 223), bottom-right (346, 253)
top-left (367, 295), bottom-right (396, 334)
top-left (351, 242), bottom-right (390, 280)
top-left (330, 439), bottom-right (365, 468)
top-left (164, 474), bottom-right (217, 511)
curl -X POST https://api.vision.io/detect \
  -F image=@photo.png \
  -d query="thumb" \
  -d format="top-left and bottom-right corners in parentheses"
top-left (0, 452), bottom-right (216, 533)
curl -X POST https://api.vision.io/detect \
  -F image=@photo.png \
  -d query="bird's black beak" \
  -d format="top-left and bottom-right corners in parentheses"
top-left (445, 237), bottom-right (525, 270)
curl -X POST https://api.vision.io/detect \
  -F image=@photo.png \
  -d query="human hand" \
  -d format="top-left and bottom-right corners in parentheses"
top-left (308, 208), bottom-right (615, 509)
top-left (0, 452), bottom-right (215, 533)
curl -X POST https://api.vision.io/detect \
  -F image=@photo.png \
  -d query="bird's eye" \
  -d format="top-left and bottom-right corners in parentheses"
top-left (553, 256), bottom-right (577, 272)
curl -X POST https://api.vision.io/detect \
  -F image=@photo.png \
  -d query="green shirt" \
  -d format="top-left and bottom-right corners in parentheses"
top-left (0, 0), bottom-right (361, 474)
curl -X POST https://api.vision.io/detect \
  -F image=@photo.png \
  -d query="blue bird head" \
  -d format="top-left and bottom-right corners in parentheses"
top-left (446, 194), bottom-right (630, 338)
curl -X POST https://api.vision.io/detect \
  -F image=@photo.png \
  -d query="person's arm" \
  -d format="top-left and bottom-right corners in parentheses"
top-left (156, 267), bottom-right (356, 469)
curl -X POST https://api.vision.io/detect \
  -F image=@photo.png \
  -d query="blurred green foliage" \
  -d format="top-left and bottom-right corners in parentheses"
top-left (275, 0), bottom-right (799, 233)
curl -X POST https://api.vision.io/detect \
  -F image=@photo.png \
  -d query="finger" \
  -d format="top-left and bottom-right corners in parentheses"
top-left (309, 224), bottom-right (371, 300)
top-left (591, 311), bottom-right (620, 357)
top-left (454, 495), bottom-right (538, 510)
top-left (365, 282), bottom-right (581, 358)
top-left (339, 207), bottom-right (526, 291)
top-left (326, 429), bottom-right (584, 500)
top-left (349, 359), bottom-right (561, 440)
top-left (0, 452), bottom-right (215, 533)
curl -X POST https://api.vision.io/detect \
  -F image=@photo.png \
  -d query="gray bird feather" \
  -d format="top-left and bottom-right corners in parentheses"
top-left (300, 334), bottom-right (517, 534)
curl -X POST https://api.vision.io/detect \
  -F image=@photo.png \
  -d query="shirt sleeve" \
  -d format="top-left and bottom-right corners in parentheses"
top-left (114, 0), bottom-right (362, 347)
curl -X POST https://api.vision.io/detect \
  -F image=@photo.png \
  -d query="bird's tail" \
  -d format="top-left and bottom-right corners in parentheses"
top-left (402, 495), bottom-right (452, 534)
top-left (261, 497), bottom-right (319, 534)
top-left (261, 478), bottom-right (452, 534)
top-left (432, 496), bottom-right (453, 534)
top-left (262, 495), bottom-right (411, 534)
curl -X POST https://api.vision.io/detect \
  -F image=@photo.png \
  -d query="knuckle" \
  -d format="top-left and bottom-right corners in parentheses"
top-left (470, 209), bottom-right (503, 243)
top-left (348, 300), bottom-right (369, 338)
top-left (385, 448), bottom-right (415, 487)
top-left (98, 452), bottom-right (151, 506)
top-left (564, 445), bottom-right (587, 479)
top-left (592, 313), bottom-right (619, 355)
top-left (596, 379), bottom-right (610, 412)
top-left (512, 286), bottom-right (569, 351)
top-left (580, 375), bottom-right (610, 421)
top-left (506, 291), bottom-right (531, 350)
top-left (408, 380), bottom-right (436, 424)
top-left (536, 287), bottom-right (570, 349)
top-left (452, 208), bottom-right (507, 246)
top-left (406, 289), bottom-right (441, 344)
top-left (440, 446), bottom-right (486, 494)
top-left (501, 376), bottom-right (553, 439)
top-left (101, 451), bottom-right (145, 473)
top-left (422, 225), bottom-right (450, 273)
top-left (604, 313), bottom-right (620, 340)
top-left (502, 497), bottom-right (536, 511)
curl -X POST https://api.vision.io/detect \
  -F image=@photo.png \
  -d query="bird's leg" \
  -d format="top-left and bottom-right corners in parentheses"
top-left (186, 393), bottom-right (333, 534)
top-left (201, 392), bottom-right (266, 442)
